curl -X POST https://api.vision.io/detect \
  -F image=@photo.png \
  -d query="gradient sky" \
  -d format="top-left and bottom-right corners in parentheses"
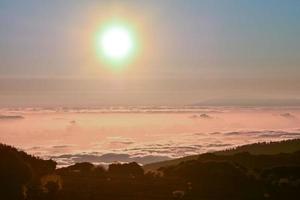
top-left (0, 0), bottom-right (300, 106)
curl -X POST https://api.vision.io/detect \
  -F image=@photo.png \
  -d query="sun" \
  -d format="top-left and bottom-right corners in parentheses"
top-left (96, 23), bottom-right (137, 66)
top-left (101, 26), bottom-right (132, 59)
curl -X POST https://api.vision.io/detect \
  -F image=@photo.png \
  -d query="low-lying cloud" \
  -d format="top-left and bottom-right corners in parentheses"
top-left (52, 153), bottom-right (171, 166)
top-left (0, 115), bottom-right (24, 120)
top-left (223, 130), bottom-right (300, 138)
top-left (190, 113), bottom-right (213, 119)
top-left (27, 129), bottom-right (300, 167)
top-left (280, 113), bottom-right (296, 119)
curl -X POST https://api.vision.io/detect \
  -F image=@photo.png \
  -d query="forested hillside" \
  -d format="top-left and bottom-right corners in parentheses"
top-left (1, 140), bottom-right (300, 199)
top-left (144, 139), bottom-right (300, 172)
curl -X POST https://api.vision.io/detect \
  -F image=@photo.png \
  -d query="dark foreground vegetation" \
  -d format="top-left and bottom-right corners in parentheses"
top-left (1, 139), bottom-right (300, 200)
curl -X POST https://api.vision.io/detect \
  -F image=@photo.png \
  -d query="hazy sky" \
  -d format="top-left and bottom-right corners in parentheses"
top-left (0, 0), bottom-right (300, 106)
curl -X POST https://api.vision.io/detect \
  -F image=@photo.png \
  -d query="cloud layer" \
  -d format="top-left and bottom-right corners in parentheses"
top-left (48, 129), bottom-right (300, 167)
top-left (0, 106), bottom-right (299, 167)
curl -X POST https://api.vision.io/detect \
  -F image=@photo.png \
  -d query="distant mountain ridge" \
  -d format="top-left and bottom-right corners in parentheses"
top-left (191, 98), bottom-right (300, 106)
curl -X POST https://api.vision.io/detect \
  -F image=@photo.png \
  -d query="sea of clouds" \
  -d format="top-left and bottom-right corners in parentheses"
top-left (0, 106), bottom-right (300, 167)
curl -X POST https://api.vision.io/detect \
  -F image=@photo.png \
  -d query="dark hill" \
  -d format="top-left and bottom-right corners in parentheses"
top-left (0, 143), bottom-right (56, 200)
top-left (2, 139), bottom-right (300, 200)
top-left (143, 139), bottom-right (300, 171)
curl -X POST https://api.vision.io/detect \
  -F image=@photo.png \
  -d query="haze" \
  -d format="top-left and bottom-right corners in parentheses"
top-left (0, 0), bottom-right (300, 106)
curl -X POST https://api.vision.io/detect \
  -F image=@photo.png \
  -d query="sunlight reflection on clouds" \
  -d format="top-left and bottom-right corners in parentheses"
top-left (0, 106), bottom-right (300, 166)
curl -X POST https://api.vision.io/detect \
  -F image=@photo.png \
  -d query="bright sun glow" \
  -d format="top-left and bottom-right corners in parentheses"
top-left (101, 27), bottom-right (133, 59)
top-left (96, 23), bottom-right (137, 67)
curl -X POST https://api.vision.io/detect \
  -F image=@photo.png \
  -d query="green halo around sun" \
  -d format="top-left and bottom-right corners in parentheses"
top-left (95, 21), bottom-right (138, 68)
